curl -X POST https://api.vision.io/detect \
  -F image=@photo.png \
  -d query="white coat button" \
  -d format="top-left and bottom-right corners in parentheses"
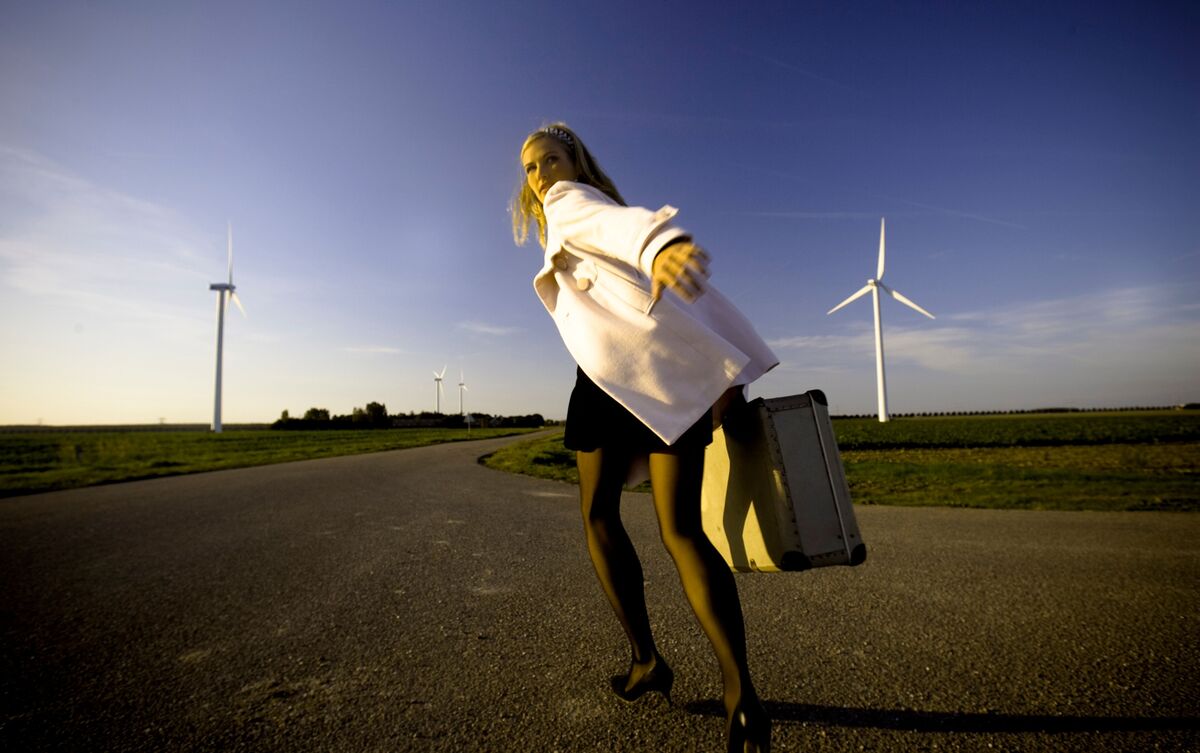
top-left (555, 257), bottom-right (568, 271)
top-left (576, 277), bottom-right (592, 291)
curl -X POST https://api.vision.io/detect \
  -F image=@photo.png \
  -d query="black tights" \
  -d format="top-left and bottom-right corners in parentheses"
top-left (576, 446), bottom-right (760, 713)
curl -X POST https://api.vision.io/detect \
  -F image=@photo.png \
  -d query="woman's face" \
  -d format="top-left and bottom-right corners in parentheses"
top-left (521, 136), bottom-right (579, 203)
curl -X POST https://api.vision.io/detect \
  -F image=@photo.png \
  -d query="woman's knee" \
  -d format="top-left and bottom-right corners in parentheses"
top-left (657, 518), bottom-right (707, 558)
top-left (582, 492), bottom-right (622, 531)
top-left (579, 473), bottom-right (619, 529)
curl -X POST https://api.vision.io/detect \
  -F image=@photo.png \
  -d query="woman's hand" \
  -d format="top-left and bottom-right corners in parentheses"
top-left (650, 241), bottom-right (710, 306)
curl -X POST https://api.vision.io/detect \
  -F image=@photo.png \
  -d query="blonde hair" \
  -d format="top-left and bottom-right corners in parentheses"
top-left (511, 122), bottom-right (626, 248)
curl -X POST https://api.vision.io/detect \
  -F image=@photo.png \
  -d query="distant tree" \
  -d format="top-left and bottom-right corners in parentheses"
top-left (280, 409), bottom-right (290, 421)
top-left (304, 408), bottom-right (330, 421)
top-left (365, 401), bottom-right (388, 425)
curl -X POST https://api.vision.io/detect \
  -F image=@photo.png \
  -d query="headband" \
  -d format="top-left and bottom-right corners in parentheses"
top-left (540, 126), bottom-right (576, 152)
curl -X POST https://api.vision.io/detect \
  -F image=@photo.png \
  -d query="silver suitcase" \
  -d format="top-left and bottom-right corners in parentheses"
top-left (701, 390), bottom-right (867, 572)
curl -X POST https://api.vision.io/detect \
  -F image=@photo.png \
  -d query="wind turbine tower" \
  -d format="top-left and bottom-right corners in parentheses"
top-left (209, 223), bottom-right (246, 433)
top-left (827, 218), bottom-right (934, 422)
top-left (433, 366), bottom-right (447, 414)
top-left (458, 369), bottom-right (468, 416)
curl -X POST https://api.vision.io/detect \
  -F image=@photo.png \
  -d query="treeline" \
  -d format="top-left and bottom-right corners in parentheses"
top-left (271, 402), bottom-right (544, 430)
top-left (831, 404), bottom-right (1199, 420)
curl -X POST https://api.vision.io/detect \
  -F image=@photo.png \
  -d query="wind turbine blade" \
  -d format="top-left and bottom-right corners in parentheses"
top-left (230, 291), bottom-right (246, 317)
top-left (438, 365), bottom-right (447, 379)
top-left (876, 217), bottom-right (886, 280)
top-left (433, 371), bottom-right (441, 379)
top-left (227, 222), bottom-right (234, 285)
top-left (827, 284), bottom-right (873, 315)
top-left (881, 283), bottom-right (935, 319)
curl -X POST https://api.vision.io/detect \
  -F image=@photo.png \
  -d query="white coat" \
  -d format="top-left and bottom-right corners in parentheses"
top-left (533, 181), bottom-right (779, 446)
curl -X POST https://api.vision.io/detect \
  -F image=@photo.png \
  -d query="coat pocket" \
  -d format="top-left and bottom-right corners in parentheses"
top-left (592, 266), bottom-right (654, 315)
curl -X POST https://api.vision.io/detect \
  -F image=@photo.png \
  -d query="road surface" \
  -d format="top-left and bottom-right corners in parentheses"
top-left (2, 432), bottom-right (1197, 751)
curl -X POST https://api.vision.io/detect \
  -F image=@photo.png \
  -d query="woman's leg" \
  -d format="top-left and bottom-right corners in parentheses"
top-left (649, 448), bottom-right (770, 749)
top-left (576, 448), bottom-right (662, 686)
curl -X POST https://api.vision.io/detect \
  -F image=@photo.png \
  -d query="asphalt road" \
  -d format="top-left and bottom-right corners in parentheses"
top-left (2, 432), bottom-right (1197, 752)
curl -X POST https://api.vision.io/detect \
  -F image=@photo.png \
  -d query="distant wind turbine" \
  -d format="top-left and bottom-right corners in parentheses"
top-left (458, 369), bottom-right (468, 416)
top-left (827, 218), bottom-right (934, 423)
top-left (209, 222), bottom-right (246, 433)
top-left (433, 366), bottom-right (447, 414)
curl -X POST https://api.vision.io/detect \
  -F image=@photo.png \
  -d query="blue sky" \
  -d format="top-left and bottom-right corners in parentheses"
top-left (1, 0), bottom-right (1196, 424)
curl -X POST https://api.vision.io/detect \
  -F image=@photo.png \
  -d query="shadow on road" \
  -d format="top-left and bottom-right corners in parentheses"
top-left (685, 700), bottom-right (1200, 734)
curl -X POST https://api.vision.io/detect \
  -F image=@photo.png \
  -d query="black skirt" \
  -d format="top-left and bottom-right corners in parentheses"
top-left (563, 367), bottom-right (713, 453)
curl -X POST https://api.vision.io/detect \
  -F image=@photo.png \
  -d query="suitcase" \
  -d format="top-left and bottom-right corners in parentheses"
top-left (701, 390), bottom-right (867, 573)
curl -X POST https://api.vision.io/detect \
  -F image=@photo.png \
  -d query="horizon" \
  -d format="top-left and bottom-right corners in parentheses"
top-left (2, 2), bottom-right (1197, 425)
top-left (5, 402), bottom-right (1196, 430)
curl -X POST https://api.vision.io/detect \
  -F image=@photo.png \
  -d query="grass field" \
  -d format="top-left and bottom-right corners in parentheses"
top-left (0, 427), bottom-right (538, 498)
top-left (481, 411), bottom-right (1200, 512)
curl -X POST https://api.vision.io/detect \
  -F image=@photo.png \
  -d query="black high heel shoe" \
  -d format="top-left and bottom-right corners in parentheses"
top-left (609, 655), bottom-right (674, 704)
top-left (726, 700), bottom-right (771, 753)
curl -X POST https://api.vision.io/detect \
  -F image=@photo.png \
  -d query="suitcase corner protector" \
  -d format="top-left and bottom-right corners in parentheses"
top-left (849, 543), bottom-right (867, 566)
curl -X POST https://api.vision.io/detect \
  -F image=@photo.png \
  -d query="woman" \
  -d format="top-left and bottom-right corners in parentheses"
top-left (512, 123), bottom-right (777, 753)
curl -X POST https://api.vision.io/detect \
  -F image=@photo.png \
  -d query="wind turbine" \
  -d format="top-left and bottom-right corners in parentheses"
top-left (458, 369), bottom-right (468, 416)
top-left (827, 218), bottom-right (934, 423)
top-left (433, 365), bottom-right (447, 414)
top-left (209, 222), bottom-right (246, 433)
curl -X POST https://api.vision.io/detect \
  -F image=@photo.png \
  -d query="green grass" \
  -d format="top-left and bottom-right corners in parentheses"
top-left (0, 427), bottom-right (538, 498)
top-left (842, 444), bottom-right (1198, 511)
top-left (830, 410), bottom-right (1200, 449)
top-left (480, 412), bottom-right (1200, 512)
top-left (481, 432), bottom-right (580, 485)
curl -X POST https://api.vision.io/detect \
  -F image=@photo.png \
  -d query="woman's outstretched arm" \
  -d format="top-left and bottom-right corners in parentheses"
top-left (542, 181), bottom-right (690, 277)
